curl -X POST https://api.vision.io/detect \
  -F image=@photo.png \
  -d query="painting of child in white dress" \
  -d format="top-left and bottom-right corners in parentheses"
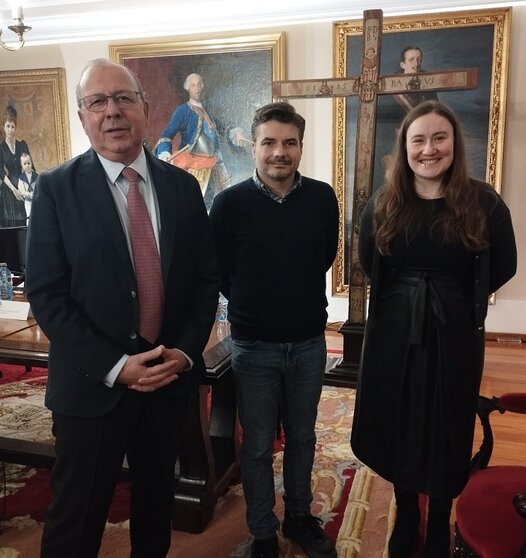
top-left (17, 152), bottom-right (38, 222)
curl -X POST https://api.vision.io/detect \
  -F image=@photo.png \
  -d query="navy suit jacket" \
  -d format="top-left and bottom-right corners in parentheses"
top-left (26, 148), bottom-right (220, 417)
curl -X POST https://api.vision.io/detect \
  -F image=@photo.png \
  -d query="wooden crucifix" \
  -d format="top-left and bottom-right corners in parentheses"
top-left (273, 9), bottom-right (478, 387)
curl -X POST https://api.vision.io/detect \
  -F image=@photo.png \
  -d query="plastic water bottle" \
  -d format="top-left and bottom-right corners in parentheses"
top-left (0, 262), bottom-right (14, 300)
top-left (215, 293), bottom-right (228, 322)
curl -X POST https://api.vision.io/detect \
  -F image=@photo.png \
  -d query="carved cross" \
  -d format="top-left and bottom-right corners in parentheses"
top-left (272, 9), bottom-right (478, 385)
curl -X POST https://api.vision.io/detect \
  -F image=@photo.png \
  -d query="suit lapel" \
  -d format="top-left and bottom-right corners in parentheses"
top-left (77, 149), bottom-right (135, 277)
top-left (77, 149), bottom-right (180, 286)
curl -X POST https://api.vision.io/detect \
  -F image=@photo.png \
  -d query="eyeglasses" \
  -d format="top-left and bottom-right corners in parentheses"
top-left (79, 90), bottom-right (143, 112)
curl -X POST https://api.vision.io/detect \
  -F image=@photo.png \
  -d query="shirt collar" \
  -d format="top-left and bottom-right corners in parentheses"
top-left (97, 148), bottom-right (149, 185)
top-left (252, 170), bottom-right (302, 202)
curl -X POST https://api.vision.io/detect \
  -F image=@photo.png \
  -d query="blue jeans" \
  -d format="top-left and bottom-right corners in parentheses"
top-left (231, 334), bottom-right (326, 539)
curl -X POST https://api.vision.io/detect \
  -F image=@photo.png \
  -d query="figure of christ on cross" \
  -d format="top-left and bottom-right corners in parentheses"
top-left (272, 10), bottom-right (478, 386)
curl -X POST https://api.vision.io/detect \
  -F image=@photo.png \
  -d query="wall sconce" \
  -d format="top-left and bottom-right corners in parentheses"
top-left (1, 6), bottom-right (31, 51)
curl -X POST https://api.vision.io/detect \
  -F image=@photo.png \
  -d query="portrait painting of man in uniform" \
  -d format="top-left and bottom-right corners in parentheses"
top-left (110, 34), bottom-right (284, 211)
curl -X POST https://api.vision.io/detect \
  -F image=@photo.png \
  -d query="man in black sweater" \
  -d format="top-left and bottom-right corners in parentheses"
top-left (209, 102), bottom-right (339, 558)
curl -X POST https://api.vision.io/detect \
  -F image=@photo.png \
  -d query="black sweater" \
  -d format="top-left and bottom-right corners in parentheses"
top-left (209, 177), bottom-right (339, 342)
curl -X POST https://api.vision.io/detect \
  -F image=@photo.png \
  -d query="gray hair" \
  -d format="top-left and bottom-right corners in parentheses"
top-left (76, 58), bottom-right (145, 107)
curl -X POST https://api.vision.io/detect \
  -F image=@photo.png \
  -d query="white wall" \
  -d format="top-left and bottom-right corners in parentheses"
top-left (493, 6), bottom-right (526, 334)
top-left (3, 9), bottom-right (524, 333)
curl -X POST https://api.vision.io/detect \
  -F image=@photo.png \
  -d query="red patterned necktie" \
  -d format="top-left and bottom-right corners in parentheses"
top-left (122, 167), bottom-right (164, 344)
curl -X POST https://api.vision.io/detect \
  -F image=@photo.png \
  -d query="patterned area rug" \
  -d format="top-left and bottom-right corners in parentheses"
top-left (0, 361), bottom-right (404, 557)
top-left (0, 366), bottom-right (51, 444)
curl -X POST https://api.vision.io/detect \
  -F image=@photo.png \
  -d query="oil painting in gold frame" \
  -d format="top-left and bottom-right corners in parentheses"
top-left (0, 68), bottom-right (70, 175)
top-left (109, 33), bottom-right (285, 210)
top-left (332, 8), bottom-right (511, 295)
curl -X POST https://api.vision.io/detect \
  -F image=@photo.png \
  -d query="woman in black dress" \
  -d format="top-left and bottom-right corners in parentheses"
top-left (351, 101), bottom-right (517, 558)
top-left (0, 105), bottom-right (32, 227)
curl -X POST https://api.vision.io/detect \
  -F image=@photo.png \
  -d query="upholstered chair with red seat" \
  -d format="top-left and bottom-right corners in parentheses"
top-left (454, 393), bottom-right (526, 558)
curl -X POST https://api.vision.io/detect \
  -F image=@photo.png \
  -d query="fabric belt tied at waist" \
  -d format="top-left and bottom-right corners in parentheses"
top-left (391, 270), bottom-right (454, 346)
top-left (409, 272), bottom-right (447, 345)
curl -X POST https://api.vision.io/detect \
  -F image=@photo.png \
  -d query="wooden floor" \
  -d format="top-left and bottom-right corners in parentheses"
top-left (325, 327), bottom-right (526, 467)
top-left (475, 341), bottom-right (526, 467)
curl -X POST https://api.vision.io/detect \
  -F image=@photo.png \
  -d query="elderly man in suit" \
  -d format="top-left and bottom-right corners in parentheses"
top-left (25, 58), bottom-right (220, 558)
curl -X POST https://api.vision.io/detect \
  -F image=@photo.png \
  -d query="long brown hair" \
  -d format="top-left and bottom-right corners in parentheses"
top-left (374, 100), bottom-right (490, 254)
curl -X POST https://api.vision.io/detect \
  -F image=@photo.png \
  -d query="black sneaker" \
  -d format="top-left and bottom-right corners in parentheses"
top-left (282, 512), bottom-right (337, 558)
top-left (250, 535), bottom-right (280, 558)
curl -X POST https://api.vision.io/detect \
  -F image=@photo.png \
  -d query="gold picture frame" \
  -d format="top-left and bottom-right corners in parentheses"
top-left (109, 33), bottom-right (285, 210)
top-left (0, 68), bottom-right (71, 175)
top-left (332, 8), bottom-right (511, 295)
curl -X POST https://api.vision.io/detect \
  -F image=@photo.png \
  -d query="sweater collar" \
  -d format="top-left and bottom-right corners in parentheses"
top-left (252, 170), bottom-right (302, 203)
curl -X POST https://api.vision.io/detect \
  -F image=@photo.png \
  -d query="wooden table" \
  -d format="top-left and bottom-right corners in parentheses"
top-left (0, 317), bottom-right (239, 534)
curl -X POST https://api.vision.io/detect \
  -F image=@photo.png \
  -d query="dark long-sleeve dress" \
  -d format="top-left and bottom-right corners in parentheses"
top-left (351, 182), bottom-right (517, 499)
top-left (0, 139), bottom-right (31, 227)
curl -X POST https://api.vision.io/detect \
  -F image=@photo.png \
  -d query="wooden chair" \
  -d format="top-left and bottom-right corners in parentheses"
top-left (454, 393), bottom-right (526, 558)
